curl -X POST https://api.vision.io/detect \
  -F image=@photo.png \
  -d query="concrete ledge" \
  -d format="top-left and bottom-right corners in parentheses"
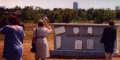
top-left (113, 51), bottom-right (119, 57)
top-left (50, 50), bottom-right (105, 58)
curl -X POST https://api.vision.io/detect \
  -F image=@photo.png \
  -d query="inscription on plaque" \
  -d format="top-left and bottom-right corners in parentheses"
top-left (56, 36), bottom-right (61, 49)
top-left (51, 23), bottom-right (119, 57)
top-left (54, 26), bottom-right (66, 34)
top-left (87, 27), bottom-right (93, 34)
top-left (87, 39), bottom-right (94, 49)
top-left (75, 40), bottom-right (82, 50)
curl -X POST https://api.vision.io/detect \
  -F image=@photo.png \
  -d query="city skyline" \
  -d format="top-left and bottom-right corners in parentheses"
top-left (0, 0), bottom-right (120, 10)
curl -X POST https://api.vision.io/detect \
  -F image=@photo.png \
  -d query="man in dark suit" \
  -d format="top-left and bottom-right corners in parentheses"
top-left (101, 20), bottom-right (116, 60)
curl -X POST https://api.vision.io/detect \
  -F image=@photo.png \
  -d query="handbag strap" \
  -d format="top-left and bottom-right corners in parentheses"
top-left (34, 28), bottom-right (37, 42)
top-left (36, 28), bottom-right (37, 38)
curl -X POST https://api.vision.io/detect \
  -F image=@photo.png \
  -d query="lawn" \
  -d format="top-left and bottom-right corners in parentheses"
top-left (0, 23), bottom-right (120, 60)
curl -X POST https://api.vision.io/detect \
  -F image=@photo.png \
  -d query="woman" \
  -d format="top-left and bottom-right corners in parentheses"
top-left (32, 20), bottom-right (52, 60)
top-left (101, 20), bottom-right (116, 60)
top-left (0, 16), bottom-right (25, 60)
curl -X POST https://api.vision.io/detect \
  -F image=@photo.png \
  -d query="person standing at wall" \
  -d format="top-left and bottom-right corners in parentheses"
top-left (32, 20), bottom-right (52, 60)
top-left (100, 20), bottom-right (116, 60)
top-left (0, 16), bottom-right (25, 60)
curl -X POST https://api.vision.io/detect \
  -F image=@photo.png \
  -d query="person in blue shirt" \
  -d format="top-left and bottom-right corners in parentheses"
top-left (0, 16), bottom-right (25, 60)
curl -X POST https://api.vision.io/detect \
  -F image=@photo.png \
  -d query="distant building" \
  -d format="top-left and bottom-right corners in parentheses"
top-left (30, 6), bottom-right (34, 9)
top-left (35, 7), bottom-right (40, 10)
top-left (0, 6), bottom-right (6, 9)
top-left (116, 6), bottom-right (120, 10)
top-left (73, 2), bottom-right (78, 10)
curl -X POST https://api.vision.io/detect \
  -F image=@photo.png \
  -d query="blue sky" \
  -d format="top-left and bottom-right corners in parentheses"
top-left (0, 0), bottom-right (120, 10)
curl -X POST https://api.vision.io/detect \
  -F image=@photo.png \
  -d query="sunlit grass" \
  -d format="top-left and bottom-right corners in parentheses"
top-left (0, 34), bottom-right (4, 40)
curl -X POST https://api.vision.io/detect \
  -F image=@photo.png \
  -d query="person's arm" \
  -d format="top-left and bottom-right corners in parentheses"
top-left (43, 20), bottom-right (52, 31)
top-left (0, 28), bottom-right (1, 33)
top-left (32, 37), bottom-right (36, 44)
top-left (0, 25), bottom-right (8, 34)
top-left (100, 28), bottom-right (106, 43)
top-left (0, 28), bottom-right (3, 33)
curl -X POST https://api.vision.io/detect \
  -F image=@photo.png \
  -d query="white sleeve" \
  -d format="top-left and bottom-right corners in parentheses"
top-left (33, 28), bottom-right (36, 37)
top-left (45, 28), bottom-right (52, 34)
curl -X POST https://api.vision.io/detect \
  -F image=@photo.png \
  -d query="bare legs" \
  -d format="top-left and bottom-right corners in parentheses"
top-left (105, 53), bottom-right (109, 60)
top-left (105, 52), bottom-right (113, 60)
top-left (109, 53), bottom-right (113, 60)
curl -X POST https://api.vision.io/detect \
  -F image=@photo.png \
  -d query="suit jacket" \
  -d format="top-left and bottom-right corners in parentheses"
top-left (100, 27), bottom-right (116, 44)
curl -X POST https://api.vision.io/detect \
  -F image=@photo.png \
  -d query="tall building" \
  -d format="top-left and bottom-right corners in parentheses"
top-left (73, 2), bottom-right (78, 10)
top-left (116, 6), bottom-right (120, 10)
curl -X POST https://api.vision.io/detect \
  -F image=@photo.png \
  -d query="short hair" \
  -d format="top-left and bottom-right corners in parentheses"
top-left (38, 20), bottom-right (44, 27)
top-left (8, 16), bottom-right (19, 25)
top-left (109, 20), bottom-right (115, 26)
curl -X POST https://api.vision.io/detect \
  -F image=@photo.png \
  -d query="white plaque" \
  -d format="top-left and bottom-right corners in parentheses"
top-left (73, 27), bottom-right (79, 34)
top-left (54, 26), bottom-right (66, 34)
top-left (87, 39), bottom-right (94, 49)
top-left (75, 40), bottom-right (82, 50)
top-left (56, 36), bottom-right (61, 49)
top-left (87, 27), bottom-right (93, 34)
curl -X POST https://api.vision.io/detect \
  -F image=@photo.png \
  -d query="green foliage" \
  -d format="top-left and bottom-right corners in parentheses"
top-left (116, 10), bottom-right (120, 19)
top-left (0, 6), bottom-right (118, 24)
top-left (86, 8), bottom-right (94, 20)
top-left (77, 9), bottom-right (87, 21)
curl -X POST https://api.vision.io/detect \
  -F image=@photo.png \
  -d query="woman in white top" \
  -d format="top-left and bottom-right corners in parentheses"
top-left (32, 20), bottom-right (52, 60)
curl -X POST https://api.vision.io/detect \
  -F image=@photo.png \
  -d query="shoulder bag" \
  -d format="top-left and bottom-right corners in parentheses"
top-left (30, 28), bottom-right (37, 53)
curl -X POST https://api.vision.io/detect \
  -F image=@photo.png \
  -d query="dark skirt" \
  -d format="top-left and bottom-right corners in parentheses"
top-left (104, 43), bottom-right (114, 53)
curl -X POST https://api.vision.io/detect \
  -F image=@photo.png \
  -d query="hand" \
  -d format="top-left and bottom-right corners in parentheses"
top-left (44, 17), bottom-right (48, 21)
top-left (43, 20), bottom-right (47, 25)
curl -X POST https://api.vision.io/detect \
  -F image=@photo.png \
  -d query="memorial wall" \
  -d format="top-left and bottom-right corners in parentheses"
top-left (50, 23), bottom-right (119, 58)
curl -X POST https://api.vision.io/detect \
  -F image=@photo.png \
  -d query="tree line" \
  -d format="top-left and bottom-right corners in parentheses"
top-left (0, 6), bottom-right (120, 25)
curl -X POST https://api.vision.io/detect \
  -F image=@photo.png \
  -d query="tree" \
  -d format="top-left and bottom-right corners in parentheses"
top-left (0, 8), bottom-right (9, 28)
top-left (21, 6), bottom-right (37, 23)
top-left (77, 9), bottom-right (87, 21)
top-left (60, 9), bottom-right (77, 23)
top-left (0, 7), bottom-right (5, 17)
top-left (94, 9), bottom-right (104, 23)
top-left (103, 9), bottom-right (116, 22)
top-left (47, 10), bottom-right (59, 23)
top-left (116, 10), bottom-right (120, 19)
top-left (86, 8), bottom-right (94, 20)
